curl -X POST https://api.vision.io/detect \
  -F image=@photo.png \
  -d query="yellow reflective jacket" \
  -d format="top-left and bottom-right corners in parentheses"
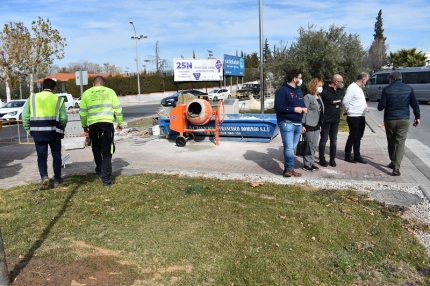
top-left (79, 85), bottom-right (123, 127)
top-left (23, 90), bottom-right (67, 141)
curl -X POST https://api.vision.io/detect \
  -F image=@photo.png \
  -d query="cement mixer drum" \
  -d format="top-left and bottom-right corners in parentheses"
top-left (186, 99), bottom-right (213, 125)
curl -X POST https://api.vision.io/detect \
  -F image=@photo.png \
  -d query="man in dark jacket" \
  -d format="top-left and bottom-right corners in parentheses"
top-left (274, 69), bottom-right (307, 177)
top-left (318, 74), bottom-right (343, 167)
top-left (377, 71), bottom-right (420, 176)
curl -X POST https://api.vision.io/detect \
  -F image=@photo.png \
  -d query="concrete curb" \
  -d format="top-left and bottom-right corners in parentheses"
top-left (419, 184), bottom-right (430, 201)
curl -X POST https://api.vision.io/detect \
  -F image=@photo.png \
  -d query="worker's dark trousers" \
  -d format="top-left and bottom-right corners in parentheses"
top-left (89, 122), bottom-right (115, 185)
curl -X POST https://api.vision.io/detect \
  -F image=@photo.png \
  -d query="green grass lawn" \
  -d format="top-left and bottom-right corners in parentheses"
top-left (1, 174), bottom-right (429, 285)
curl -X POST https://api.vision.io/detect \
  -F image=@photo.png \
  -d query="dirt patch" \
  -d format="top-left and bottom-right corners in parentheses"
top-left (7, 255), bottom-right (142, 285)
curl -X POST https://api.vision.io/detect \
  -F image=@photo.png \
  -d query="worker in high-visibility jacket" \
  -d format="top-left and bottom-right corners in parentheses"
top-left (79, 76), bottom-right (123, 188)
top-left (22, 78), bottom-right (68, 189)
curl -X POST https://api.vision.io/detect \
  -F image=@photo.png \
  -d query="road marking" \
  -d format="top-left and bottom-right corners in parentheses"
top-left (406, 139), bottom-right (430, 168)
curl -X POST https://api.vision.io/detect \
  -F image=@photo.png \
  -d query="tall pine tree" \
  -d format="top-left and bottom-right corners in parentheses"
top-left (373, 9), bottom-right (386, 41)
top-left (367, 9), bottom-right (388, 71)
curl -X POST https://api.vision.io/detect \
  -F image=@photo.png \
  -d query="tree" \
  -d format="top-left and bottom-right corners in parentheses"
top-left (373, 9), bottom-right (386, 40)
top-left (389, 48), bottom-right (427, 68)
top-left (263, 38), bottom-right (271, 62)
top-left (366, 9), bottom-right (388, 72)
top-left (21, 17), bottom-right (67, 94)
top-left (244, 52), bottom-right (259, 68)
top-left (0, 21), bottom-right (30, 101)
top-left (267, 24), bottom-right (366, 87)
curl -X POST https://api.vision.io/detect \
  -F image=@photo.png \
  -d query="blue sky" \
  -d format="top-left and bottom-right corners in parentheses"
top-left (1, 0), bottom-right (429, 74)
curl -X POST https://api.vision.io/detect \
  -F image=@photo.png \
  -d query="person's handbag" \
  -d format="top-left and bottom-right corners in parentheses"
top-left (295, 134), bottom-right (306, 156)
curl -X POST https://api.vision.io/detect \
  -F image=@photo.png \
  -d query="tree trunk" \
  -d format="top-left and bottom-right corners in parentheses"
top-left (29, 73), bottom-right (34, 94)
top-left (0, 228), bottom-right (9, 286)
top-left (5, 75), bottom-right (11, 102)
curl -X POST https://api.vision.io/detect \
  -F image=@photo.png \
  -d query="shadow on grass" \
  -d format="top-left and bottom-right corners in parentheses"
top-left (8, 182), bottom-right (81, 283)
top-left (62, 158), bottom-right (130, 178)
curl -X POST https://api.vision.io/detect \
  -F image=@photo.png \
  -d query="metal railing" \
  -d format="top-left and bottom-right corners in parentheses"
top-left (0, 120), bottom-right (33, 144)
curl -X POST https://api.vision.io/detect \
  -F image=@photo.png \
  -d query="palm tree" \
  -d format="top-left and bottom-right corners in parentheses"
top-left (389, 48), bottom-right (427, 68)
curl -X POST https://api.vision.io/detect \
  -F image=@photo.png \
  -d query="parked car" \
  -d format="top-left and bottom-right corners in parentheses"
top-left (236, 83), bottom-right (261, 100)
top-left (207, 88), bottom-right (231, 101)
top-left (161, 90), bottom-right (209, 107)
top-left (0, 99), bottom-right (27, 120)
top-left (74, 96), bottom-right (81, 108)
top-left (57, 93), bottom-right (74, 110)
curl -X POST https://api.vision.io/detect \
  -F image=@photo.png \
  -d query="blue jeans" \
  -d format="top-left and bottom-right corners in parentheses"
top-left (34, 139), bottom-right (62, 180)
top-left (279, 121), bottom-right (302, 170)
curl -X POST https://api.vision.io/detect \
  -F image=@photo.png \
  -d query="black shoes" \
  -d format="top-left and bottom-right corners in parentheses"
top-left (344, 157), bottom-right (356, 164)
top-left (329, 160), bottom-right (336, 167)
top-left (387, 162), bottom-right (395, 169)
top-left (311, 164), bottom-right (319, 171)
top-left (392, 168), bottom-right (401, 176)
top-left (303, 165), bottom-right (313, 172)
top-left (354, 157), bottom-right (367, 164)
top-left (319, 160), bottom-right (329, 167)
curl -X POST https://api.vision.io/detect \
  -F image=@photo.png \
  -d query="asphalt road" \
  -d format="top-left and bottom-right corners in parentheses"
top-left (367, 101), bottom-right (430, 147)
top-left (367, 101), bottom-right (430, 181)
top-left (122, 103), bottom-right (159, 122)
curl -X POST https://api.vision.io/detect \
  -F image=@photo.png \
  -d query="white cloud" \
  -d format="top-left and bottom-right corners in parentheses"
top-left (0, 0), bottom-right (429, 71)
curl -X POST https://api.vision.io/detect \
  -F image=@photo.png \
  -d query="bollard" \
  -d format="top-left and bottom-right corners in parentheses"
top-left (0, 228), bottom-right (8, 286)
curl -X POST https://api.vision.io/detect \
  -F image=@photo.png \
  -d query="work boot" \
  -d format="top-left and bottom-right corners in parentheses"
top-left (54, 178), bottom-right (64, 187)
top-left (40, 176), bottom-right (50, 190)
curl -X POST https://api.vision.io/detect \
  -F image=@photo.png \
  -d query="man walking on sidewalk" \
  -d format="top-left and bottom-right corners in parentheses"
top-left (377, 71), bottom-right (420, 176)
top-left (342, 72), bottom-right (369, 164)
top-left (79, 76), bottom-right (123, 187)
top-left (22, 78), bottom-right (68, 189)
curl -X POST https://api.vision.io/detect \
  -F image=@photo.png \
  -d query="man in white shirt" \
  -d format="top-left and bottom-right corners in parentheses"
top-left (342, 72), bottom-right (369, 164)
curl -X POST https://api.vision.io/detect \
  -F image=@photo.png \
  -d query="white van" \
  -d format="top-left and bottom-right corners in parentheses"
top-left (367, 67), bottom-right (430, 104)
top-left (57, 93), bottom-right (75, 110)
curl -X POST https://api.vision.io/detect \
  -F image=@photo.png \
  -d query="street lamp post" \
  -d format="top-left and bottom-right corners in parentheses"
top-left (129, 21), bottom-right (147, 95)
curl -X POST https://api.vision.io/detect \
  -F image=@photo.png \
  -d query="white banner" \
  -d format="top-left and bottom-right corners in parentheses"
top-left (173, 58), bottom-right (223, 82)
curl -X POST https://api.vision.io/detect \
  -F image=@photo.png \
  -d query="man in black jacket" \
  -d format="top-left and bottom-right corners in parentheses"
top-left (318, 74), bottom-right (344, 167)
top-left (377, 71), bottom-right (420, 176)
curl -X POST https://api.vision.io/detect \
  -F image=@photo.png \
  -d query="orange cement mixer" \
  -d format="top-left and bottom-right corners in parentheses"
top-left (169, 99), bottom-right (225, 147)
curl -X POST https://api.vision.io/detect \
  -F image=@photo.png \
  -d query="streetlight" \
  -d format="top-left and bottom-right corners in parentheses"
top-left (129, 21), bottom-right (147, 95)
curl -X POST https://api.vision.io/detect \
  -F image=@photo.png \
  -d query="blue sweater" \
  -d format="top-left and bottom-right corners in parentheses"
top-left (274, 81), bottom-right (306, 123)
top-left (377, 81), bottom-right (420, 121)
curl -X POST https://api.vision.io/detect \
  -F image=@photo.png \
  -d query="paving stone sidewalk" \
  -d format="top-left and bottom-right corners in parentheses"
top-left (1, 112), bottom-right (429, 201)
